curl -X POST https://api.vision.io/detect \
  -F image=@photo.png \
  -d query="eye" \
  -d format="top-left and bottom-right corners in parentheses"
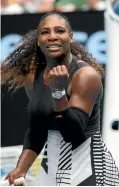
top-left (41, 31), bottom-right (48, 35)
top-left (56, 29), bottom-right (65, 34)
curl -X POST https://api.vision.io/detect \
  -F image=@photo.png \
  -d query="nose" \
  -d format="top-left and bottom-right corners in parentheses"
top-left (48, 32), bottom-right (58, 42)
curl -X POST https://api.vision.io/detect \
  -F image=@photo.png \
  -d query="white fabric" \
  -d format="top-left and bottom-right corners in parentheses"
top-left (71, 137), bottom-right (92, 185)
top-left (35, 130), bottom-right (92, 186)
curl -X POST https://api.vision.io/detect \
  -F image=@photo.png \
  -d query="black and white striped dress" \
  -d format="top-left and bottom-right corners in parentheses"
top-left (35, 129), bottom-right (119, 186)
top-left (26, 60), bottom-right (119, 186)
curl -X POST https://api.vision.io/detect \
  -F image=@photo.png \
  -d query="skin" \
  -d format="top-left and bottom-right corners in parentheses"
top-left (26, 14), bottom-right (102, 114)
top-left (38, 15), bottom-right (73, 69)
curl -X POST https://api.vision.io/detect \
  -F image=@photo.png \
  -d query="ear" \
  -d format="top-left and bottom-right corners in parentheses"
top-left (70, 32), bottom-right (73, 41)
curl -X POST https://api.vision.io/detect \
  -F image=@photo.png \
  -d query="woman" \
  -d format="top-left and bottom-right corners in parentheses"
top-left (1, 12), bottom-right (119, 186)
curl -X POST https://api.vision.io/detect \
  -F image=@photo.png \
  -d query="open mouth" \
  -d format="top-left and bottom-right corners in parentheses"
top-left (46, 44), bottom-right (62, 51)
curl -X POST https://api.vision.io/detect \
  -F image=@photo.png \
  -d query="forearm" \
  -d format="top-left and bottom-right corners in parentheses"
top-left (59, 107), bottom-right (88, 144)
top-left (52, 94), bottom-right (69, 112)
top-left (52, 94), bottom-right (89, 147)
top-left (16, 149), bottom-right (37, 173)
top-left (23, 115), bottom-right (48, 155)
top-left (17, 119), bottom-right (47, 173)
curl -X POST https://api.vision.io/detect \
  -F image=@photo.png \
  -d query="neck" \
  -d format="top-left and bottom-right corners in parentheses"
top-left (45, 53), bottom-right (72, 70)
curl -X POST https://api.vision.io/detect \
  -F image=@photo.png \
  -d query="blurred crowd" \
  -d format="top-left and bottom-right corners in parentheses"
top-left (1, 0), bottom-right (106, 15)
top-left (1, 0), bottom-right (119, 15)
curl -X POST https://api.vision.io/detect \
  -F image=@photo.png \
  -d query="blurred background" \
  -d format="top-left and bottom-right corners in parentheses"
top-left (1, 0), bottom-right (119, 185)
top-left (1, 0), bottom-right (106, 14)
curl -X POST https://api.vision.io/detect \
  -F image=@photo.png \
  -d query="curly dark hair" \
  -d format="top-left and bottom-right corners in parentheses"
top-left (1, 12), bottom-right (104, 91)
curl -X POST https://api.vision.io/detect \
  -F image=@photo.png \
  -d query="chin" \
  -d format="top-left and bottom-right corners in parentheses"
top-left (48, 52), bottom-right (64, 58)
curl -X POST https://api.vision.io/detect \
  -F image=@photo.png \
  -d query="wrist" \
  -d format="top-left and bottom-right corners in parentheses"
top-left (16, 164), bottom-right (28, 173)
top-left (15, 166), bottom-right (26, 174)
top-left (52, 89), bottom-right (66, 100)
top-left (16, 150), bottom-right (37, 173)
top-left (52, 94), bottom-right (69, 112)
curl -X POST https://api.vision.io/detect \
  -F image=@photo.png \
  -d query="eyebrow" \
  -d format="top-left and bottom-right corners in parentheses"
top-left (39, 26), bottom-right (66, 30)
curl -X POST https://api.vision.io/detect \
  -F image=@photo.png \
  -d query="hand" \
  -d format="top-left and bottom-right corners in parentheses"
top-left (48, 65), bottom-right (69, 92)
top-left (5, 167), bottom-right (26, 186)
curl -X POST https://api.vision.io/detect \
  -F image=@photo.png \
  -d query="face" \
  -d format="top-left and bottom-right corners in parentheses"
top-left (38, 15), bottom-right (73, 58)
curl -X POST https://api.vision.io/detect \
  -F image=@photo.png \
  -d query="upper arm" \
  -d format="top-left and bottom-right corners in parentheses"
top-left (69, 67), bottom-right (102, 114)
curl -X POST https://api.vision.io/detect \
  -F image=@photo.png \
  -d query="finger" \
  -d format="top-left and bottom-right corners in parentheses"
top-left (61, 65), bottom-right (68, 75)
top-left (56, 66), bottom-right (62, 75)
top-left (5, 175), bottom-right (9, 180)
top-left (49, 70), bottom-right (54, 77)
top-left (52, 67), bottom-right (58, 76)
top-left (9, 175), bottom-right (15, 185)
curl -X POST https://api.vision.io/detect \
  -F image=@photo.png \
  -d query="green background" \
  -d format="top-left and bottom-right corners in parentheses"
top-left (54, 0), bottom-right (85, 9)
top-left (54, 0), bottom-right (104, 9)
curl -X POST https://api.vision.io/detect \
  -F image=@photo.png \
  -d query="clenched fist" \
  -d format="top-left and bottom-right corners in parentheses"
top-left (5, 167), bottom-right (26, 186)
top-left (48, 65), bottom-right (69, 91)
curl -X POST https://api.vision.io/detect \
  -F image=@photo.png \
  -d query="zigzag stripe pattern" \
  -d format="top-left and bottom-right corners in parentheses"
top-left (41, 143), bottom-right (48, 174)
top-left (93, 131), bottom-right (119, 186)
top-left (56, 139), bottom-right (72, 186)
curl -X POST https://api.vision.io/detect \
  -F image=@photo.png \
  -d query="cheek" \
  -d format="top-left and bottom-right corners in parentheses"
top-left (38, 38), bottom-right (44, 45)
top-left (38, 35), bottom-right (47, 44)
top-left (63, 37), bottom-right (71, 50)
top-left (38, 38), bottom-right (46, 50)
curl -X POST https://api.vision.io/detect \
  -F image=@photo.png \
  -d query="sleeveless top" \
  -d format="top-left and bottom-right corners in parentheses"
top-left (24, 62), bottom-right (119, 186)
top-left (25, 58), bottom-right (103, 141)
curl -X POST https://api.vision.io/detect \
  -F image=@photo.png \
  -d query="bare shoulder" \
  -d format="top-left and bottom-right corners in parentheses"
top-left (72, 66), bottom-right (102, 93)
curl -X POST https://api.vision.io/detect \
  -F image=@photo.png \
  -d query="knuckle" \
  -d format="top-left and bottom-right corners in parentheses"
top-left (57, 65), bottom-right (61, 68)
top-left (55, 73), bottom-right (59, 77)
top-left (53, 67), bottom-right (56, 71)
top-left (62, 65), bottom-right (66, 69)
top-left (49, 71), bottom-right (53, 75)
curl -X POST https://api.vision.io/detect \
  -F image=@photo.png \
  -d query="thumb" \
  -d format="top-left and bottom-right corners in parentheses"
top-left (4, 175), bottom-right (9, 180)
top-left (9, 175), bottom-right (15, 185)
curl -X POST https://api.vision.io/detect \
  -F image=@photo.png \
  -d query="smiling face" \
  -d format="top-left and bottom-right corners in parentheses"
top-left (38, 14), bottom-right (73, 58)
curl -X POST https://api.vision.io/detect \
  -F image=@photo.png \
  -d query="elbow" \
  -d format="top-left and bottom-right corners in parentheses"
top-left (59, 127), bottom-right (86, 146)
top-left (61, 133), bottom-right (86, 149)
top-left (63, 136), bottom-right (72, 143)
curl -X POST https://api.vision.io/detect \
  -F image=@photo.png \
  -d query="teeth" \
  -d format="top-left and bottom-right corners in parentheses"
top-left (47, 44), bottom-right (61, 48)
top-left (48, 46), bottom-right (59, 48)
